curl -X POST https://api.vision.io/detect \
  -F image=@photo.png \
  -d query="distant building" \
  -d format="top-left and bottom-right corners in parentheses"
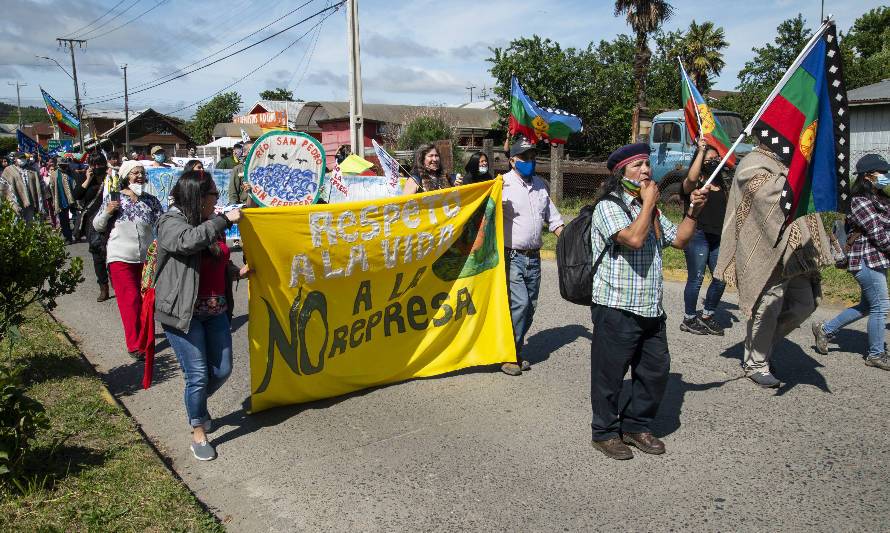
top-left (848, 78), bottom-right (890, 164)
top-left (86, 108), bottom-right (194, 154)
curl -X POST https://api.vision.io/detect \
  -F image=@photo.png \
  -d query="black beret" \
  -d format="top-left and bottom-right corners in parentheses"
top-left (855, 154), bottom-right (889, 175)
top-left (607, 143), bottom-right (650, 172)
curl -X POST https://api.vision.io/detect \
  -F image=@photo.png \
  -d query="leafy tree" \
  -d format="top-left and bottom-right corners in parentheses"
top-left (396, 109), bottom-right (464, 172)
top-left (680, 20), bottom-right (728, 93)
top-left (185, 92), bottom-right (242, 145)
top-left (614, 0), bottom-right (675, 140)
top-left (840, 7), bottom-right (890, 89)
top-left (259, 88), bottom-right (294, 101)
top-left (0, 202), bottom-right (83, 345)
top-left (731, 14), bottom-right (812, 120)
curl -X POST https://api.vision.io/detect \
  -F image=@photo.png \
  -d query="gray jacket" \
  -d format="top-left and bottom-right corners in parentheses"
top-left (154, 207), bottom-right (229, 332)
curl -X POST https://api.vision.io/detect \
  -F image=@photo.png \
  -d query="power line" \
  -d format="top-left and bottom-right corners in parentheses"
top-left (83, 0), bottom-right (319, 102)
top-left (167, 9), bottom-right (338, 116)
top-left (84, 1), bottom-right (346, 106)
top-left (82, 0), bottom-right (169, 41)
top-left (64, 0), bottom-right (131, 38)
top-left (286, 8), bottom-right (325, 92)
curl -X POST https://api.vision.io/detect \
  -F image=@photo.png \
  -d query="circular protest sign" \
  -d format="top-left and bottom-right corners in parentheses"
top-left (244, 131), bottom-right (326, 206)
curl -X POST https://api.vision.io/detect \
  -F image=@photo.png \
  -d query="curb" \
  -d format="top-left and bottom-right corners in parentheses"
top-left (44, 307), bottom-right (225, 529)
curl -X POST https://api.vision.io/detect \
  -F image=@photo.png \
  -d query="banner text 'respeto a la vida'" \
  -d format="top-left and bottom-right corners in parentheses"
top-left (240, 179), bottom-right (515, 412)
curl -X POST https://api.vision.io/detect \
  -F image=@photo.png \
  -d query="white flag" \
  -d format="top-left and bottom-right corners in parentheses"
top-left (240, 128), bottom-right (251, 143)
top-left (372, 139), bottom-right (400, 189)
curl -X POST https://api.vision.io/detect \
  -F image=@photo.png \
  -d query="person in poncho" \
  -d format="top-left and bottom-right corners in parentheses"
top-left (714, 144), bottom-right (833, 389)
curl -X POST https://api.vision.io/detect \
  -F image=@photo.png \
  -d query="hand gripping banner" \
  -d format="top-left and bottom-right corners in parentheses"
top-left (240, 179), bottom-right (515, 411)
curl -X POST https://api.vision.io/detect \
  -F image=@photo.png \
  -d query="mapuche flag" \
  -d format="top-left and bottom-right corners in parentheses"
top-left (508, 76), bottom-right (582, 144)
top-left (752, 21), bottom-right (850, 222)
top-left (680, 62), bottom-right (736, 167)
top-left (40, 87), bottom-right (80, 137)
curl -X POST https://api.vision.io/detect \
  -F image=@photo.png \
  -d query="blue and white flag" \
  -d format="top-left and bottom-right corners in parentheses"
top-left (372, 139), bottom-right (400, 189)
top-left (16, 130), bottom-right (49, 159)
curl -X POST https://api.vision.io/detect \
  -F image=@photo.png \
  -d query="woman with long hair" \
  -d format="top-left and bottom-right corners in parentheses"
top-left (463, 151), bottom-right (492, 184)
top-left (678, 136), bottom-right (729, 336)
top-left (155, 171), bottom-right (246, 461)
top-left (813, 154), bottom-right (890, 370)
top-left (75, 152), bottom-right (112, 301)
top-left (402, 143), bottom-right (459, 194)
top-left (93, 160), bottom-right (163, 359)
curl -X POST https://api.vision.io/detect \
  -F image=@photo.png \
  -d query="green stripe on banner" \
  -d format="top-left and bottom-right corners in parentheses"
top-left (510, 96), bottom-right (532, 128)
top-left (779, 68), bottom-right (819, 125)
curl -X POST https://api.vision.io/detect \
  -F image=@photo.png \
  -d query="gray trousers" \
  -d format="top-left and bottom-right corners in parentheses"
top-left (744, 273), bottom-right (818, 371)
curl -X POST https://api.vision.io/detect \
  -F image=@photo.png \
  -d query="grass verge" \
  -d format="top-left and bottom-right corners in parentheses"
top-left (541, 198), bottom-right (863, 306)
top-left (0, 307), bottom-right (223, 532)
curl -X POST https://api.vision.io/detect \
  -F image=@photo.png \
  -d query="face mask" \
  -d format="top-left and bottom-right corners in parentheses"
top-left (514, 160), bottom-right (535, 179)
top-left (478, 165), bottom-right (489, 174)
top-left (153, 154), bottom-right (166, 163)
top-left (621, 177), bottom-right (642, 197)
top-left (16, 159), bottom-right (26, 167)
top-left (701, 160), bottom-right (721, 177)
top-left (875, 173), bottom-right (890, 188)
top-left (129, 183), bottom-right (143, 196)
top-left (233, 149), bottom-right (243, 158)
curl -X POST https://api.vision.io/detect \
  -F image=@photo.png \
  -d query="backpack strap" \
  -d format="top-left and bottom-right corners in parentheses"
top-left (591, 194), bottom-right (634, 276)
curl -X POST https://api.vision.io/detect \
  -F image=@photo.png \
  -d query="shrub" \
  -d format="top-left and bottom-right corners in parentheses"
top-left (0, 364), bottom-right (48, 486)
top-left (0, 201), bottom-right (83, 345)
top-left (395, 108), bottom-right (464, 174)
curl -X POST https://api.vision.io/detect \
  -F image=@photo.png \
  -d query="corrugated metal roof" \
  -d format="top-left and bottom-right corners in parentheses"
top-left (212, 123), bottom-right (264, 138)
top-left (848, 79), bottom-right (890, 105)
top-left (249, 100), bottom-right (307, 117)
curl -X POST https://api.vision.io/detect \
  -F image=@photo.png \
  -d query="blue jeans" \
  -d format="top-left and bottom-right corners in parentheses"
top-left (683, 229), bottom-right (726, 317)
top-left (823, 264), bottom-right (889, 357)
top-left (507, 251), bottom-right (541, 357)
top-left (163, 313), bottom-right (233, 427)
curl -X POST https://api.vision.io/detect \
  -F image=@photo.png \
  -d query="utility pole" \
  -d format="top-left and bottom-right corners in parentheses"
top-left (346, 0), bottom-right (364, 156)
top-left (7, 81), bottom-right (27, 129)
top-left (466, 84), bottom-right (476, 103)
top-left (57, 38), bottom-right (86, 150)
top-left (121, 64), bottom-right (129, 155)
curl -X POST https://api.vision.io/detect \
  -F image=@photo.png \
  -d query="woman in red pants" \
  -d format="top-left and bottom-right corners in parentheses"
top-left (93, 160), bottom-right (163, 358)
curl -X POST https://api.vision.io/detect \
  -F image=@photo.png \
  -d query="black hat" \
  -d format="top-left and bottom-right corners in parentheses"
top-left (607, 143), bottom-right (650, 172)
top-left (855, 154), bottom-right (889, 175)
top-left (233, 142), bottom-right (244, 149)
top-left (509, 136), bottom-right (536, 158)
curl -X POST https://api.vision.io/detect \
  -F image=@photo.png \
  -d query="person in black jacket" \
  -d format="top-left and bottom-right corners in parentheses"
top-left (74, 152), bottom-right (111, 302)
top-left (463, 151), bottom-right (493, 184)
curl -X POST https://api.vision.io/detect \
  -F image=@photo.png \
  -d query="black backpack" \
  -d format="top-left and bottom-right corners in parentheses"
top-left (556, 194), bottom-right (631, 305)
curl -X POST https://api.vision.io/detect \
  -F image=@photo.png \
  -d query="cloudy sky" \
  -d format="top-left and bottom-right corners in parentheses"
top-left (0, 0), bottom-right (883, 119)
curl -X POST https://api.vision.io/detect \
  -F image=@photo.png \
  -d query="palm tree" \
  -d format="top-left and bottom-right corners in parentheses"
top-left (614, 0), bottom-right (675, 141)
top-left (682, 20), bottom-right (728, 94)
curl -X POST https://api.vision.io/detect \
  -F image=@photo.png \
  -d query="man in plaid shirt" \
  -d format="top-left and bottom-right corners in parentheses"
top-left (814, 154), bottom-right (890, 369)
top-left (588, 143), bottom-right (711, 461)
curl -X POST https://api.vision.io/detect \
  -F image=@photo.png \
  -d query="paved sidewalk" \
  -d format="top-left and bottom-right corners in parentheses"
top-left (54, 243), bottom-right (889, 532)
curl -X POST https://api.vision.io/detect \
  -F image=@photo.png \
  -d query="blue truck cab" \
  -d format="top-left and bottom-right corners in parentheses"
top-left (648, 109), bottom-right (753, 201)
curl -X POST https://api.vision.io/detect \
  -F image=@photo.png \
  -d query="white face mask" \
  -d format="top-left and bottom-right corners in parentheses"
top-left (478, 165), bottom-right (489, 174)
top-left (129, 183), bottom-right (143, 196)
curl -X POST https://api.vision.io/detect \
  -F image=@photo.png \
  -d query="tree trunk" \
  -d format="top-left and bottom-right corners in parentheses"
top-left (632, 31), bottom-right (652, 142)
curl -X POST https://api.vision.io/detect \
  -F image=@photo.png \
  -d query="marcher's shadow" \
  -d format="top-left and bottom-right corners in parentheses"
top-left (230, 314), bottom-right (248, 334)
top-left (523, 324), bottom-right (592, 365)
top-left (827, 328), bottom-right (870, 355)
top-left (645, 372), bottom-right (738, 438)
top-left (104, 352), bottom-right (180, 397)
top-left (718, 339), bottom-right (831, 395)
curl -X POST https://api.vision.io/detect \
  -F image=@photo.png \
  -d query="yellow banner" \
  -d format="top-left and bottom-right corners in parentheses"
top-left (240, 179), bottom-right (514, 412)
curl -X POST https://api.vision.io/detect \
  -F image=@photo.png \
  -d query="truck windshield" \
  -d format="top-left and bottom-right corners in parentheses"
top-left (715, 113), bottom-right (744, 139)
top-left (652, 122), bottom-right (682, 144)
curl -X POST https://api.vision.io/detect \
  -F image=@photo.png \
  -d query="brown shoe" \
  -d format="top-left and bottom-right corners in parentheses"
top-left (97, 283), bottom-right (110, 302)
top-left (591, 437), bottom-right (633, 460)
top-left (500, 363), bottom-right (522, 376)
top-left (622, 432), bottom-right (665, 455)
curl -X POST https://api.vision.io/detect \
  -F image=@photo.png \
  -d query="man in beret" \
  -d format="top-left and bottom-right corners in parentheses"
top-left (588, 142), bottom-right (711, 460)
top-left (500, 136), bottom-right (564, 376)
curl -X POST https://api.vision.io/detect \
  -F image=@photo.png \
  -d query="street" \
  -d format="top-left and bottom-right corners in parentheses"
top-left (54, 243), bottom-right (889, 532)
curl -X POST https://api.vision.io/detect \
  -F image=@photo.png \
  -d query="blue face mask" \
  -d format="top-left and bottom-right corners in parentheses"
top-left (876, 173), bottom-right (890, 188)
top-left (153, 154), bottom-right (166, 163)
top-left (514, 160), bottom-right (535, 179)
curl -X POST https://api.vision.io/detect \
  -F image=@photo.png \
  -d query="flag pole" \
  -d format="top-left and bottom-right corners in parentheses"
top-left (697, 19), bottom-right (833, 192)
top-left (677, 58), bottom-right (703, 135)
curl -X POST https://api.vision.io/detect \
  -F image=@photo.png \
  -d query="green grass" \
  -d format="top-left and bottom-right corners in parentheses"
top-left (543, 197), bottom-right (863, 305)
top-left (0, 307), bottom-right (223, 532)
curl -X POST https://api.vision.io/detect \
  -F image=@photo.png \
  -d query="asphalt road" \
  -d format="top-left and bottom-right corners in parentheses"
top-left (54, 243), bottom-right (889, 532)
